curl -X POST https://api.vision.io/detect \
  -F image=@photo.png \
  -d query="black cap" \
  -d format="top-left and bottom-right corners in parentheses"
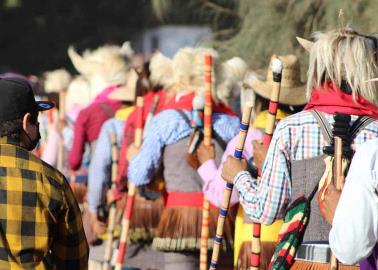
top-left (0, 75), bottom-right (54, 122)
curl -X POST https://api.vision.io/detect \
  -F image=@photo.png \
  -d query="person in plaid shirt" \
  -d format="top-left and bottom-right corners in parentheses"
top-left (0, 75), bottom-right (88, 269)
top-left (221, 28), bottom-right (378, 269)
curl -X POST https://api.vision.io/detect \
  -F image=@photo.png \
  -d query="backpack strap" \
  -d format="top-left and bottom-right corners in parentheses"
top-left (349, 115), bottom-right (375, 140)
top-left (174, 109), bottom-right (227, 151)
top-left (99, 102), bottom-right (115, 118)
top-left (309, 110), bottom-right (333, 145)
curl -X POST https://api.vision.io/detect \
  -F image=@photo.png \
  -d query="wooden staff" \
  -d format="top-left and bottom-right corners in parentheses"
top-left (209, 103), bottom-right (254, 270)
top-left (102, 133), bottom-right (119, 270)
top-left (115, 96), bottom-right (144, 270)
top-left (330, 136), bottom-right (343, 270)
top-left (200, 54), bottom-right (213, 270)
top-left (251, 58), bottom-right (283, 270)
top-left (57, 90), bottom-right (66, 172)
top-left (144, 95), bottom-right (160, 132)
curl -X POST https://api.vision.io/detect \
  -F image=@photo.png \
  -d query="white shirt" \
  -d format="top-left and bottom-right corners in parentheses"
top-left (329, 139), bottom-right (378, 265)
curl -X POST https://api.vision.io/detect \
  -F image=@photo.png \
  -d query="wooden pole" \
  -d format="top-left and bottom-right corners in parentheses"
top-left (115, 96), bottom-right (144, 270)
top-left (102, 133), bottom-right (119, 270)
top-left (330, 136), bottom-right (343, 270)
top-left (200, 54), bottom-right (213, 270)
top-left (209, 103), bottom-right (253, 270)
top-left (251, 58), bottom-right (283, 270)
top-left (57, 90), bottom-right (66, 172)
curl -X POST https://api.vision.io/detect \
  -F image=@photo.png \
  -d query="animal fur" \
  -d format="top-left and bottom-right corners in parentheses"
top-left (307, 27), bottom-right (378, 105)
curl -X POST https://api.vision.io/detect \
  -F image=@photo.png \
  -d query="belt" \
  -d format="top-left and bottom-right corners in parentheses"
top-left (165, 192), bottom-right (216, 208)
top-left (295, 242), bottom-right (331, 263)
top-left (295, 242), bottom-right (358, 266)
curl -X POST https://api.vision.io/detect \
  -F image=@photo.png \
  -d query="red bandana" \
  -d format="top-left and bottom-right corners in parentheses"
top-left (163, 92), bottom-right (236, 116)
top-left (304, 82), bottom-right (378, 119)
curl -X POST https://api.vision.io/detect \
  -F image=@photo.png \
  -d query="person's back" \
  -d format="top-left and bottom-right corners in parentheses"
top-left (0, 76), bottom-right (88, 269)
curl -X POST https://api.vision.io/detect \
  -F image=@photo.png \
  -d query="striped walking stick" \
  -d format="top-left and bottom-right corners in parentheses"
top-left (250, 58), bottom-right (283, 270)
top-left (200, 54), bottom-right (213, 270)
top-left (115, 96), bottom-right (144, 270)
top-left (209, 103), bottom-right (254, 270)
top-left (102, 132), bottom-right (120, 270)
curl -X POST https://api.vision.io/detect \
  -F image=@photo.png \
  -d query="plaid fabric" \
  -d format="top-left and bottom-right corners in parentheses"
top-left (0, 137), bottom-right (89, 269)
top-left (234, 110), bottom-right (378, 224)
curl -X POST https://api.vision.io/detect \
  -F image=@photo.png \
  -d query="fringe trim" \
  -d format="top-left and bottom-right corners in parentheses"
top-left (152, 237), bottom-right (233, 252)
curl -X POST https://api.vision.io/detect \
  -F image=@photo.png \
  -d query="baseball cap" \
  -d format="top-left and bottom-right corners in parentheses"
top-left (0, 75), bottom-right (54, 122)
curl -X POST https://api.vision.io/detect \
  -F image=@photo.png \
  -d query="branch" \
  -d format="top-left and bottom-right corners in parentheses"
top-left (200, 0), bottom-right (239, 17)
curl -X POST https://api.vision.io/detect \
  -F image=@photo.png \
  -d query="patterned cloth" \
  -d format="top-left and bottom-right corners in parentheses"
top-left (234, 110), bottom-right (378, 224)
top-left (0, 137), bottom-right (89, 269)
top-left (128, 109), bottom-right (240, 186)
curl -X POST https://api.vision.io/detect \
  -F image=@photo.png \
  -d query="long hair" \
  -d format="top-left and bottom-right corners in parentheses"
top-left (307, 28), bottom-right (378, 105)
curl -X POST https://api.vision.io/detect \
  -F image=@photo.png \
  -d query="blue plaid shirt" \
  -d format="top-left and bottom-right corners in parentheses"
top-left (128, 109), bottom-right (240, 186)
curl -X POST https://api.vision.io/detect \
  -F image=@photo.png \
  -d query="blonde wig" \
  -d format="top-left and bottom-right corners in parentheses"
top-left (307, 28), bottom-right (378, 105)
top-left (43, 69), bottom-right (72, 93)
top-left (67, 41), bottom-right (134, 99)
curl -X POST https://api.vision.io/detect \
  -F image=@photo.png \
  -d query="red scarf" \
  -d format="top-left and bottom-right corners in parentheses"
top-left (163, 92), bottom-right (236, 115)
top-left (304, 82), bottom-right (378, 119)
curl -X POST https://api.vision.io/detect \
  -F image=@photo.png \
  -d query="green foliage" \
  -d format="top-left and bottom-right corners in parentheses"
top-left (152, 0), bottom-right (378, 78)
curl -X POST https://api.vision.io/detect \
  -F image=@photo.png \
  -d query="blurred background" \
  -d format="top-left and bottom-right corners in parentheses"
top-left (0, 0), bottom-right (376, 76)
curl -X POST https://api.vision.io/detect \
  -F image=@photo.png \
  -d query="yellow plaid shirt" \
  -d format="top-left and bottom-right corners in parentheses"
top-left (0, 137), bottom-right (89, 269)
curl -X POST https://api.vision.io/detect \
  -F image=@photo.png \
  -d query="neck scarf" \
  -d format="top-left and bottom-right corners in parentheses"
top-left (304, 82), bottom-right (378, 119)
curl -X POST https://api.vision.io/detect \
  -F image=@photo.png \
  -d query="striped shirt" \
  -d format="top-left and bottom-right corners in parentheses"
top-left (234, 110), bottom-right (378, 224)
top-left (128, 109), bottom-right (240, 186)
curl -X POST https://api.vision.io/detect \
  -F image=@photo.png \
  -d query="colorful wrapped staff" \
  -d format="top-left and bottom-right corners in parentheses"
top-left (200, 54), bottom-right (213, 270)
top-left (209, 103), bottom-right (254, 270)
top-left (251, 58), bottom-right (283, 270)
top-left (102, 132), bottom-right (119, 270)
top-left (115, 96), bottom-right (144, 270)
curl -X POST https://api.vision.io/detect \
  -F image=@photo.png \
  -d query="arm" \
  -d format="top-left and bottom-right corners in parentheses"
top-left (329, 141), bottom-right (378, 264)
top-left (68, 111), bottom-right (87, 171)
top-left (198, 139), bottom-right (240, 207)
top-left (198, 115), bottom-right (254, 207)
top-left (128, 110), bottom-right (193, 186)
top-left (52, 181), bottom-right (89, 270)
top-left (87, 119), bottom-right (123, 213)
top-left (234, 122), bottom-right (292, 224)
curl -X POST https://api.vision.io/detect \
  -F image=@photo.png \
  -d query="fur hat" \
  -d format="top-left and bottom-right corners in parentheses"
top-left (65, 76), bottom-right (91, 113)
top-left (149, 47), bottom-right (248, 106)
top-left (67, 41), bottom-right (134, 99)
top-left (43, 69), bottom-right (72, 93)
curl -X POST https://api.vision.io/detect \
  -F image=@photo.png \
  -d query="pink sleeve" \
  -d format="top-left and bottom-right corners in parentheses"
top-left (198, 137), bottom-right (239, 207)
top-left (197, 129), bottom-right (263, 208)
top-left (68, 112), bottom-right (86, 171)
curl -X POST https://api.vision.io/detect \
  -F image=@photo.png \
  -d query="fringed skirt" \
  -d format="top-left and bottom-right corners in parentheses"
top-left (152, 206), bottom-right (236, 252)
top-left (291, 260), bottom-right (359, 270)
top-left (127, 192), bottom-right (164, 243)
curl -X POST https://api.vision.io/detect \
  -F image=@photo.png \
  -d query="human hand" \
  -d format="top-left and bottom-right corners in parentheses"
top-left (221, 156), bottom-right (248, 183)
top-left (56, 118), bottom-right (68, 135)
top-left (106, 188), bottom-right (117, 205)
top-left (319, 183), bottom-right (341, 225)
top-left (252, 140), bottom-right (268, 170)
top-left (127, 143), bottom-right (140, 162)
top-left (197, 142), bottom-right (215, 165)
top-left (90, 213), bottom-right (107, 235)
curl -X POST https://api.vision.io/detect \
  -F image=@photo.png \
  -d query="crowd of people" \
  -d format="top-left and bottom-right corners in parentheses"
top-left (0, 26), bottom-right (377, 270)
